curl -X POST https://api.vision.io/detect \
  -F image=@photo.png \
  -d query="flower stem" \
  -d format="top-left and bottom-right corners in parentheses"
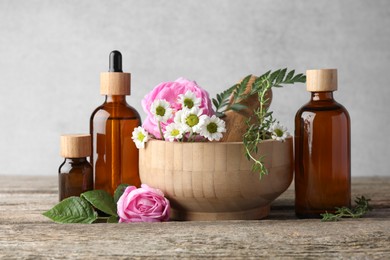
top-left (158, 121), bottom-right (165, 141)
top-left (188, 130), bottom-right (195, 142)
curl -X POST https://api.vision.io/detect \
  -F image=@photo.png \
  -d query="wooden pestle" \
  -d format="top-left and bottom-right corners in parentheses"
top-left (220, 75), bottom-right (272, 142)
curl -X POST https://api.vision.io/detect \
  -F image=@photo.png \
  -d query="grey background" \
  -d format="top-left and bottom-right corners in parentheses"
top-left (0, 0), bottom-right (389, 176)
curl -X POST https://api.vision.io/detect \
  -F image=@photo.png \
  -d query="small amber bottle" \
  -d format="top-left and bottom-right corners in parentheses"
top-left (295, 69), bottom-right (351, 218)
top-left (90, 50), bottom-right (141, 195)
top-left (59, 134), bottom-right (93, 201)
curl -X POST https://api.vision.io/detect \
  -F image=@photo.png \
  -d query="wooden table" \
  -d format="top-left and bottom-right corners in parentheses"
top-left (1, 176), bottom-right (389, 259)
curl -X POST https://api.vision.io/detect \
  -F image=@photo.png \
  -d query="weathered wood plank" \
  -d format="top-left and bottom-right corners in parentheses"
top-left (0, 176), bottom-right (389, 259)
top-left (0, 220), bottom-right (389, 259)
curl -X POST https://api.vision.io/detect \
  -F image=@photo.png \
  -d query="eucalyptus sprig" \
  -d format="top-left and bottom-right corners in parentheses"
top-left (321, 196), bottom-right (372, 221)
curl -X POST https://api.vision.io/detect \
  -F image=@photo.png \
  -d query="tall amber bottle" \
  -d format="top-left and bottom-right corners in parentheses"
top-left (90, 50), bottom-right (141, 195)
top-left (295, 69), bottom-right (351, 218)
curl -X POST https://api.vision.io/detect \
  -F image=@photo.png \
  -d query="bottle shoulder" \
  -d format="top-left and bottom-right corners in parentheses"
top-left (295, 98), bottom-right (350, 122)
top-left (296, 99), bottom-right (349, 114)
top-left (59, 159), bottom-right (92, 174)
top-left (90, 101), bottom-right (141, 120)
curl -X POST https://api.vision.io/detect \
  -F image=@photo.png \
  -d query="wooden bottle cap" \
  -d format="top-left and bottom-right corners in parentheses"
top-left (100, 72), bottom-right (131, 95)
top-left (60, 134), bottom-right (91, 158)
top-left (306, 69), bottom-right (338, 92)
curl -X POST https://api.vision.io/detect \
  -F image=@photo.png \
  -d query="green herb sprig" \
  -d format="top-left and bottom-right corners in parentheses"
top-left (212, 69), bottom-right (306, 117)
top-left (242, 78), bottom-right (274, 176)
top-left (321, 196), bottom-right (372, 221)
top-left (213, 69), bottom-right (305, 177)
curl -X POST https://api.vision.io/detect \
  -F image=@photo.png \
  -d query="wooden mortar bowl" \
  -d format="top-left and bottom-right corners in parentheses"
top-left (139, 137), bottom-right (293, 221)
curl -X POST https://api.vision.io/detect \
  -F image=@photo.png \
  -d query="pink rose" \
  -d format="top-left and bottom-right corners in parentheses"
top-left (142, 77), bottom-right (214, 138)
top-left (117, 184), bottom-right (170, 223)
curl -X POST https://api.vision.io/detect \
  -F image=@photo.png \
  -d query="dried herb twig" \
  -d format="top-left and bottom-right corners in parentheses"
top-left (321, 196), bottom-right (372, 221)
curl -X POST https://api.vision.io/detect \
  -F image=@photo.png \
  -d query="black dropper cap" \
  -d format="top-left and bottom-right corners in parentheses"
top-left (109, 50), bottom-right (123, 72)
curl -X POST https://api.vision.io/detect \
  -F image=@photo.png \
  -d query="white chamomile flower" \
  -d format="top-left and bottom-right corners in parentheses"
top-left (178, 90), bottom-right (201, 110)
top-left (181, 107), bottom-right (204, 133)
top-left (164, 123), bottom-right (184, 142)
top-left (174, 110), bottom-right (184, 124)
top-left (150, 99), bottom-right (173, 122)
top-left (269, 122), bottom-right (289, 142)
top-left (199, 115), bottom-right (226, 141)
top-left (132, 126), bottom-right (149, 149)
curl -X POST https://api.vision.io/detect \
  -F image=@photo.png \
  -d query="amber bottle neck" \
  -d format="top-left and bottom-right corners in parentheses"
top-left (310, 91), bottom-right (334, 101)
top-left (64, 158), bottom-right (88, 164)
top-left (105, 95), bottom-right (127, 103)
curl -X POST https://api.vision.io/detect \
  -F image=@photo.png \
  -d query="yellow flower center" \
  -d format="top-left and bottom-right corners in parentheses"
top-left (155, 106), bottom-right (166, 117)
top-left (186, 114), bottom-right (199, 127)
top-left (207, 122), bottom-right (218, 134)
top-left (171, 129), bottom-right (180, 137)
top-left (137, 132), bottom-right (145, 142)
top-left (274, 128), bottom-right (284, 137)
top-left (183, 98), bottom-right (194, 109)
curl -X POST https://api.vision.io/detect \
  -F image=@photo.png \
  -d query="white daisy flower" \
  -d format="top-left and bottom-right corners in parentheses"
top-left (150, 99), bottom-right (173, 122)
top-left (174, 110), bottom-right (184, 124)
top-left (178, 90), bottom-right (201, 110)
top-left (269, 122), bottom-right (289, 142)
top-left (131, 126), bottom-right (149, 149)
top-left (181, 107), bottom-right (204, 133)
top-left (164, 123), bottom-right (184, 142)
top-left (199, 115), bottom-right (226, 141)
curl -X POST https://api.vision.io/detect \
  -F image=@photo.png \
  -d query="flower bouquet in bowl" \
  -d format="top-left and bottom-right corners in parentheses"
top-left (134, 70), bottom-right (305, 220)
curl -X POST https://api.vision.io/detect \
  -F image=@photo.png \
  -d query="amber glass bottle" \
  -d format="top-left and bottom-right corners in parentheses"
top-left (90, 51), bottom-right (141, 195)
top-left (59, 134), bottom-right (93, 201)
top-left (295, 69), bottom-right (351, 218)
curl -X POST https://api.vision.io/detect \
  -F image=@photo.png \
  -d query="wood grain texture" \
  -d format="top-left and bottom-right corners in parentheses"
top-left (139, 139), bottom-right (293, 220)
top-left (306, 69), bottom-right (338, 92)
top-left (0, 176), bottom-right (389, 259)
top-left (100, 72), bottom-right (130, 95)
top-left (60, 134), bottom-right (91, 158)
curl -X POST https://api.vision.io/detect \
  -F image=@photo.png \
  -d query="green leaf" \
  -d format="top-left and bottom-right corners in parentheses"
top-left (212, 98), bottom-right (219, 110)
top-left (114, 183), bottom-right (130, 204)
top-left (42, 197), bottom-right (98, 224)
top-left (81, 190), bottom-right (117, 216)
top-left (275, 68), bottom-right (287, 83)
top-left (251, 75), bottom-right (269, 94)
top-left (229, 103), bottom-right (248, 112)
top-left (292, 73), bottom-right (306, 83)
top-left (285, 70), bottom-right (295, 81)
top-left (259, 70), bottom-right (271, 79)
top-left (269, 69), bottom-right (281, 83)
top-left (237, 75), bottom-right (252, 97)
top-left (107, 215), bottom-right (119, 223)
top-left (216, 112), bottom-right (225, 118)
top-left (264, 111), bottom-right (273, 117)
top-left (213, 87), bottom-right (236, 114)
